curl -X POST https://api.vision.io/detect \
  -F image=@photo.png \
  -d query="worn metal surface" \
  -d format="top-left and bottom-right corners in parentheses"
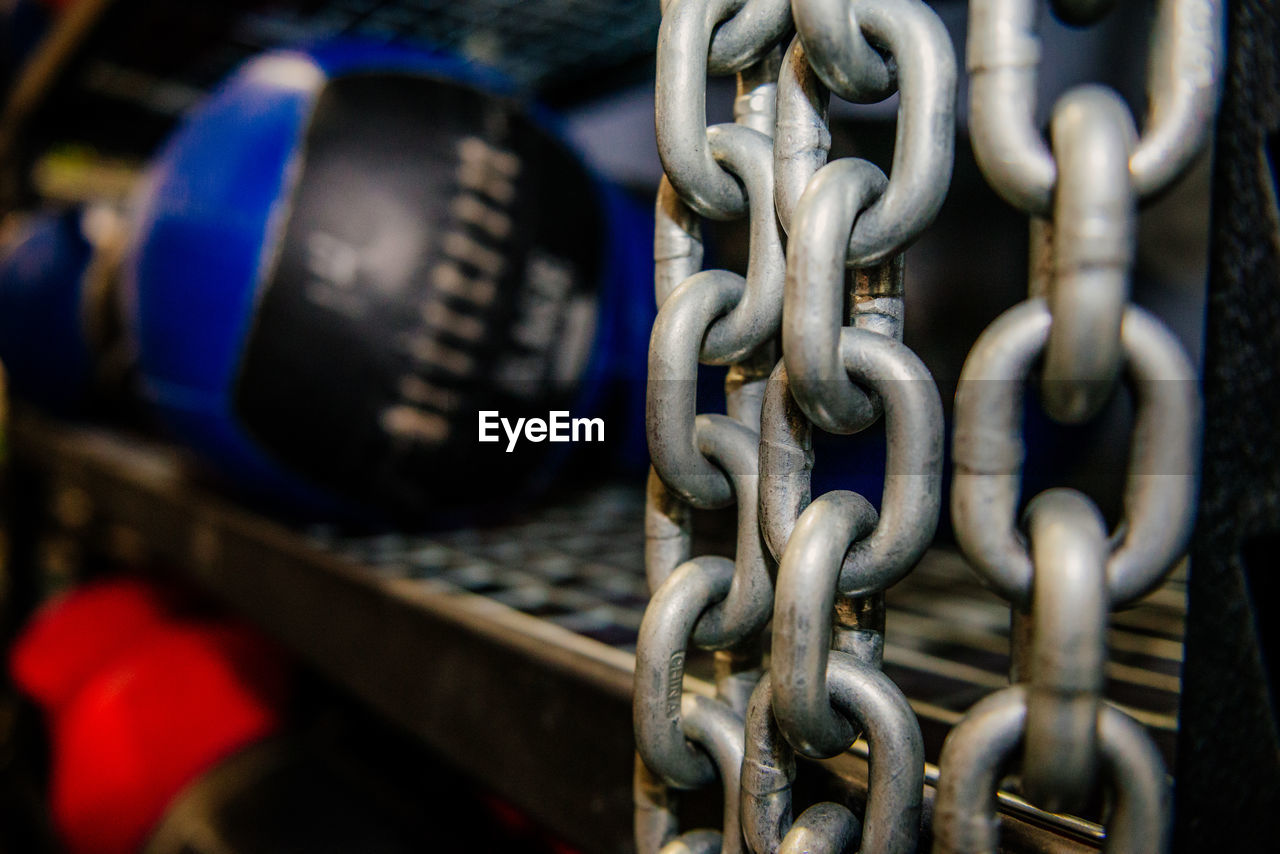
top-left (742, 661), bottom-right (925, 854)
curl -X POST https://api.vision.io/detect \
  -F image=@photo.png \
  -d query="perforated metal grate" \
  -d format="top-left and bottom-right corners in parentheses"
top-left (310, 481), bottom-right (1185, 770)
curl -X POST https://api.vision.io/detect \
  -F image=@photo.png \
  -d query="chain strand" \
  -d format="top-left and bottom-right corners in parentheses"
top-left (935, 0), bottom-right (1222, 848)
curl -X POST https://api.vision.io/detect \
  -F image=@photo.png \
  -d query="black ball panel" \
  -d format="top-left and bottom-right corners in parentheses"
top-left (232, 72), bottom-right (606, 514)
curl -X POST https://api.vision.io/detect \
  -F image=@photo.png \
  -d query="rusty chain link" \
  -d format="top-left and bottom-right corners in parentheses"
top-left (639, 0), bottom-right (1222, 851)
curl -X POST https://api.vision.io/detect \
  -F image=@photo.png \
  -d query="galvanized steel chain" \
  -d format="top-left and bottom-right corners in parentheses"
top-left (744, 0), bottom-right (950, 846)
top-left (638, 3), bottom-right (787, 851)
top-left (934, 1), bottom-right (1224, 852)
top-left (639, 0), bottom-right (954, 850)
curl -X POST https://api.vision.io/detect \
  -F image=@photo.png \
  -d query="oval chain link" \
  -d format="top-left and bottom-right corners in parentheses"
top-left (741, 660), bottom-right (924, 854)
top-left (1021, 489), bottom-right (1109, 813)
top-left (774, 0), bottom-right (956, 265)
top-left (951, 298), bottom-right (1201, 610)
top-left (933, 686), bottom-right (1171, 854)
top-left (967, 0), bottom-right (1224, 419)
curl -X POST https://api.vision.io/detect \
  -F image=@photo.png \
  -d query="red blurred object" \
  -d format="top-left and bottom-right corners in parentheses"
top-left (8, 577), bottom-right (288, 854)
top-left (8, 577), bottom-right (175, 713)
top-left (50, 623), bottom-right (287, 854)
top-left (483, 794), bottom-right (536, 836)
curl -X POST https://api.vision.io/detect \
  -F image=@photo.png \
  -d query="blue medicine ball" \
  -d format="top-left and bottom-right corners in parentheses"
top-left (124, 42), bottom-right (653, 521)
top-left (0, 209), bottom-right (97, 414)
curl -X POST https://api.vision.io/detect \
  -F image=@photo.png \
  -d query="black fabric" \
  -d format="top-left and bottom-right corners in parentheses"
top-left (1174, 2), bottom-right (1280, 850)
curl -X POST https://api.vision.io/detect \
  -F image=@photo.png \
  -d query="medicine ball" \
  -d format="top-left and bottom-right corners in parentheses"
top-left (124, 42), bottom-right (652, 521)
top-left (0, 209), bottom-right (94, 413)
top-left (0, 205), bottom-right (130, 415)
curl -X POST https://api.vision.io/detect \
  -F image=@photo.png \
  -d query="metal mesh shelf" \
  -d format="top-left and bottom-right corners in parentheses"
top-left (3, 413), bottom-right (1187, 851)
top-left (311, 478), bottom-right (1184, 771)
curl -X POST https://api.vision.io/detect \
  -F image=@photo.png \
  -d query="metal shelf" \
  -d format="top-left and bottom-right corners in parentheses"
top-left (4, 414), bottom-right (1136, 852)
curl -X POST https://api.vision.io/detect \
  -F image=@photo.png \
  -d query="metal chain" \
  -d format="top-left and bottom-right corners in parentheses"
top-left (638, 0), bottom-right (953, 850)
top-left (935, 1), bottom-right (1224, 851)
top-left (637, 4), bottom-right (787, 850)
top-left (641, 0), bottom-right (1222, 850)
top-left (745, 1), bottom-right (950, 844)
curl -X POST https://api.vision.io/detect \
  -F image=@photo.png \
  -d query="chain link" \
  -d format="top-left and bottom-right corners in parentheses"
top-left (933, 686), bottom-right (1171, 854)
top-left (639, 0), bottom-right (1221, 850)
top-left (967, 0), bottom-right (1222, 213)
top-left (791, 0), bottom-right (896, 104)
top-left (950, 299), bottom-right (1200, 610)
top-left (741, 662), bottom-right (924, 854)
top-left (1041, 87), bottom-right (1136, 422)
top-left (774, 0), bottom-right (955, 264)
top-left (1019, 489), bottom-right (1109, 812)
top-left (967, 0), bottom-right (1223, 420)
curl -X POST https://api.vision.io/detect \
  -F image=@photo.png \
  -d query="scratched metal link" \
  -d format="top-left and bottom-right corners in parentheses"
top-left (741, 660), bottom-right (924, 854)
top-left (775, 0), bottom-right (956, 265)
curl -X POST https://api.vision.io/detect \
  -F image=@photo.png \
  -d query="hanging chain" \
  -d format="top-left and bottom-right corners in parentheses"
top-left (935, 1), bottom-right (1224, 852)
top-left (742, 3), bottom-right (952, 847)
top-left (638, 0), bottom-right (1222, 851)
top-left (966, 0), bottom-right (1223, 423)
top-left (638, 0), bottom-right (953, 850)
top-left (637, 3), bottom-right (787, 851)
